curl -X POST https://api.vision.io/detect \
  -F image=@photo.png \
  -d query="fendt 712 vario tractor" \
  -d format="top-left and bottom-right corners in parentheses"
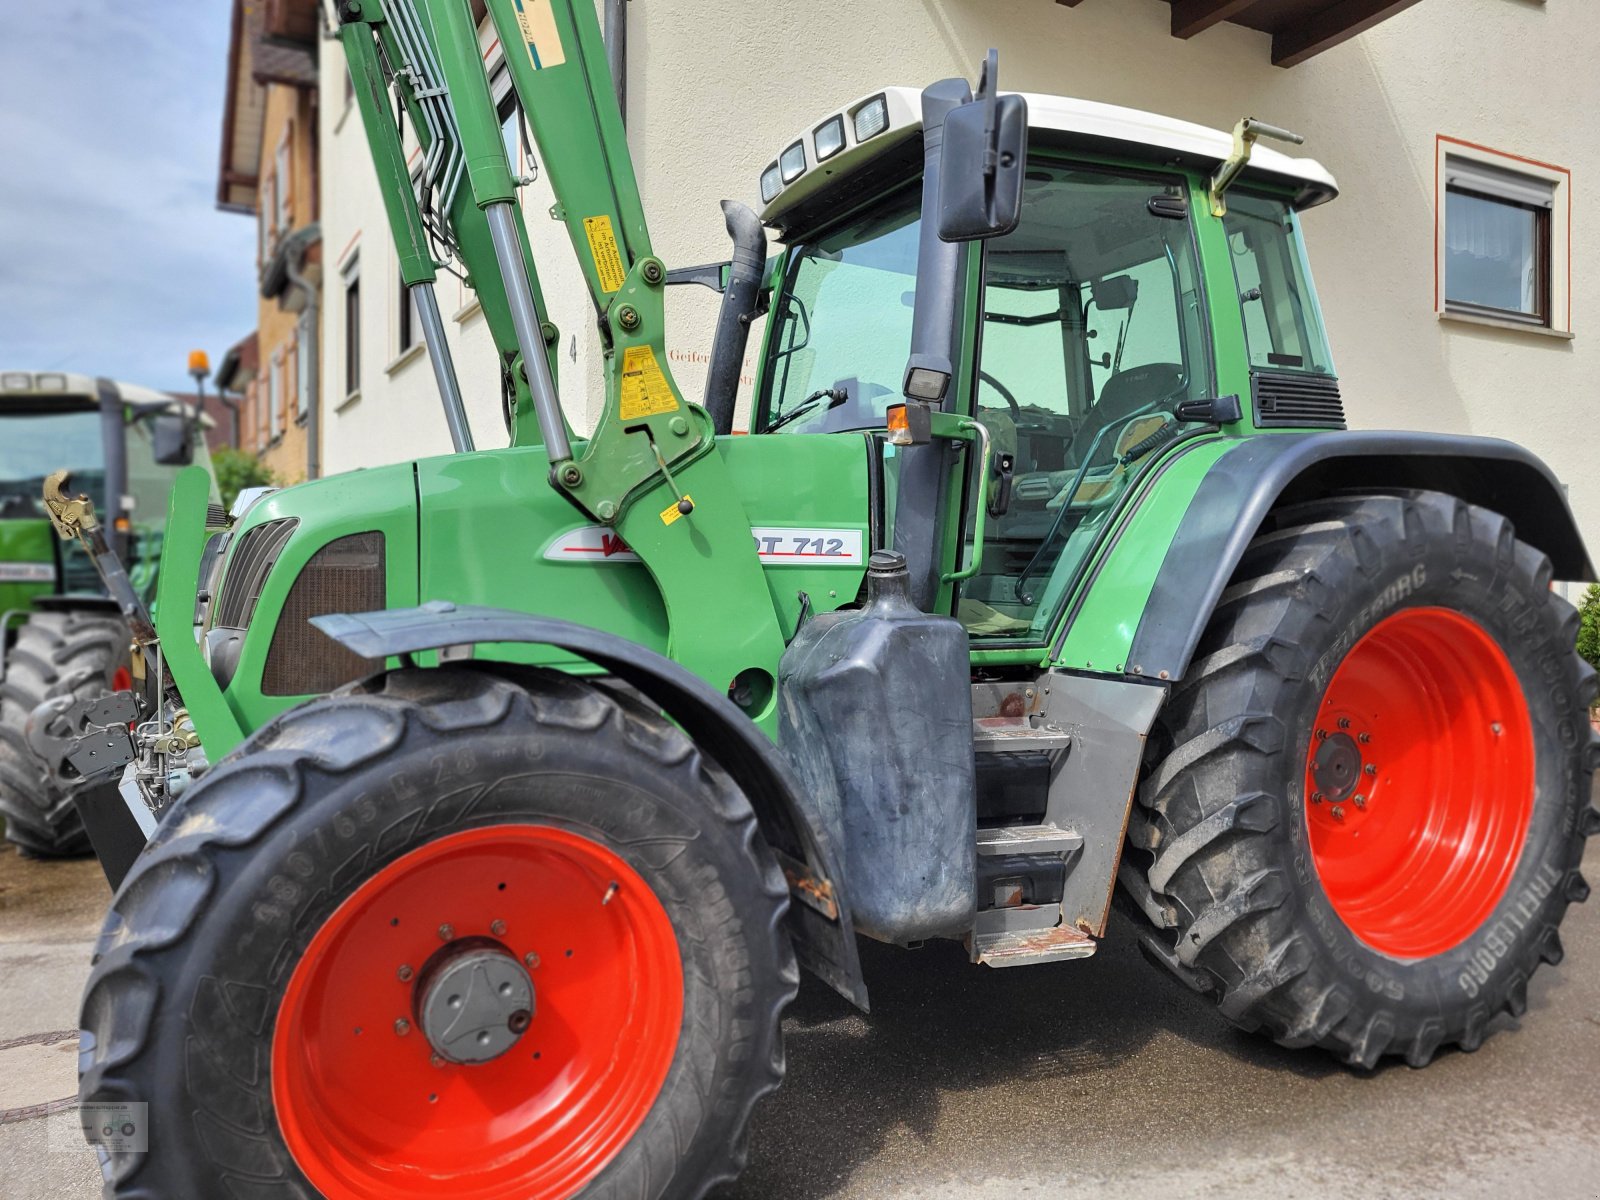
top-left (65, 2), bottom-right (1594, 1196)
top-left (0, 371), bottom-right (214, 858)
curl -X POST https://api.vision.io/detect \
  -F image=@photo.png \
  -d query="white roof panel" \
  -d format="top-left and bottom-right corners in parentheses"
top-left (760, 85), bottom-right (1339, 228)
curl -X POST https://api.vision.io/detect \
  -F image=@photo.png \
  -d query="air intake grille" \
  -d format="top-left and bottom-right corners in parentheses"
top-left (261, 532), bottom-right (385, 697)
top-left (1252, 372), bottom-right (1346, 430)
top-left (214, 518), bottom-right (298, 627)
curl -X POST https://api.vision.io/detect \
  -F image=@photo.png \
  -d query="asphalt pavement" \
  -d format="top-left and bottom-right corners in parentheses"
top-left (3, 804), bottom-right (1597, 1200)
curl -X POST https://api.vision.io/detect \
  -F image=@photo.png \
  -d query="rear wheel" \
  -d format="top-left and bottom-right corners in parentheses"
top-left (0, 611), bottom-right (129, 857)
top-left (1127, 491), bottom-right (1598, 1067)
top-left (80, 666), bottom-right (797, 1198)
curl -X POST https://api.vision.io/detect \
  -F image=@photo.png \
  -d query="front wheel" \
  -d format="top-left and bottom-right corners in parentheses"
top-left (1127, 490), bottom-right (1597, 1067)
top-left (80, 667), bottom-right (797, 1198)
top-left (0, 611), bottom-right (130, 857)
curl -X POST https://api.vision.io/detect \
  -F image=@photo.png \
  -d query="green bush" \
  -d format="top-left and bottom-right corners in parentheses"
top-left (1578, 583), bottom-right (1600, 714)
top-left (211, 447), bottom-right (277, 512)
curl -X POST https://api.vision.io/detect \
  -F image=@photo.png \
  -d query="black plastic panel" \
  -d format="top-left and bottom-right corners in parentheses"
top-left (1252, 371), bottom-right (1346, 429)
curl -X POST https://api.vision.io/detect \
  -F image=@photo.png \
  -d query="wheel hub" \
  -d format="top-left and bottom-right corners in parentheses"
top-left (415, 936), bottom-right (535, 1065)
top-left (1310, 730), bottom-right (1362, 803)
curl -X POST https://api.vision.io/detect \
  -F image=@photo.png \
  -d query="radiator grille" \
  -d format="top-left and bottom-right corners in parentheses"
top-left (261, 532), bottom-right (385, 697)
top-left (1252, 372), bottom-right (1346, 430)
top-left (214, 518), bottom-right (298, 627)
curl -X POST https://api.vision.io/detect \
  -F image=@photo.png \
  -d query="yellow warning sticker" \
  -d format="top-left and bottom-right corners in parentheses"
top-left (619, 345), bottom-right (680, 420)
top-left (512, 0), bottom-right (566, 70)
top-left (660, 495), bottom-right (694, 526)
top-left (584, 215), bottom-right (628, 294)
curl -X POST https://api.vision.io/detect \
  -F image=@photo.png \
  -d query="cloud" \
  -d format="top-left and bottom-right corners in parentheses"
top-left (0, 1), bottom-right (260, 393)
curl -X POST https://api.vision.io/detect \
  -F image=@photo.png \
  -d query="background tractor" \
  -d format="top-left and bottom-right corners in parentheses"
top-left (67, 3), bottom-right (1596, 1198)
top-left (0, 370), bottom-right (215, 857)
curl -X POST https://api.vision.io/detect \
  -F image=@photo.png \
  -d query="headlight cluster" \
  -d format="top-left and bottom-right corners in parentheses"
top-left (759, 92), bottom-right (891, 206)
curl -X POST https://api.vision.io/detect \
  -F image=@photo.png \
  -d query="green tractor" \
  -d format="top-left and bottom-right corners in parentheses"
top-left (0, 370), bottom-right (215, 857)
top-left (68, 3), bottom-right (1594, 1197)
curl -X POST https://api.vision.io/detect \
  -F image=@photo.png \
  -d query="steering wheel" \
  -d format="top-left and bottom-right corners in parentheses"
top-left (977, 370), bottom-right (1022, 422)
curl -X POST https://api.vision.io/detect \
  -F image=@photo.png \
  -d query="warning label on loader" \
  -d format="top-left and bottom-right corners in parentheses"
top-left (511, 0), bottom-right (566, 70)
top-left (584, 215), bottom-right (628, 293)
top-left (618, 345), bottom-right (680, 419)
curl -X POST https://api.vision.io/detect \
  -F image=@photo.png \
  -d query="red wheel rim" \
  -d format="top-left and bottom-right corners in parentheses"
top-left (271, 824), bottom-right (683, 1199)
top-left (1303, 607), bottom-right (1534, 959)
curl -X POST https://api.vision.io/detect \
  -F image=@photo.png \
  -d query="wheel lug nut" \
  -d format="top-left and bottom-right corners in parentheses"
top-left (1338, 717), bottom-right (1351, 730)
top-left (1364, 764), bottom-right (1376, 776)
top-left (1491, 722), bottom-right (1503, 736)
top-left (397, 964), bottom-right (413, 982)
top-left (1331, 805), bottom-right (1346, 822)
top-left (431, 1054), bottom-right (445, 1069)
top-left (1353, 794), bottom-right (1366, 809)
top-left (1311, 791), bottom-right (1324, 804)
top-left (395, 1018), bottom-right (411, 1036)
top-left (491, 919), bottom-right (507, 937)
top-left (438, 923), bottom-right (454, 942)
top-left (524, 951), bottom-right (540, 969)
top-left (1358, 732), bottom-right (1371, 744)
top-left (1316, 729), bottom-right (1328, 741)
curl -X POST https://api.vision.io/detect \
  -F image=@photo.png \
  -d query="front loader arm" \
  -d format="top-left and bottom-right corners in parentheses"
top-left (337, 0), bottom-right (785, 725)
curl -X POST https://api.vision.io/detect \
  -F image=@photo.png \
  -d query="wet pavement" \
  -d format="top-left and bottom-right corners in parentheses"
top-left (1, 806), bottom-right (1596, 1199)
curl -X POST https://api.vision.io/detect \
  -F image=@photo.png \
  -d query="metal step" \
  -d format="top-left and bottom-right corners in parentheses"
top-left (973, 925), bottom-right (1097, 968)
top-left (972, 717), bottom-right (1073, 754)
top-left (976, 823), bottom-right (1082, 857)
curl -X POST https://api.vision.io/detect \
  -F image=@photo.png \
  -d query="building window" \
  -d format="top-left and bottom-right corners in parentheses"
top-left (268, 352), bottom-right (283, 441)
top-left (398, 275), bottom-right (419, 355)
top-left (276, 129), bottom-right (292, 236)
top-left (343, 255), bottom-right (362, 398)
top-left (296, 318), bottom-right (312, 418)
top-left (1437, 138), bottom-right (1570, 334)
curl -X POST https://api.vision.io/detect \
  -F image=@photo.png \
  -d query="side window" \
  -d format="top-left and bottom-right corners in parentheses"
top-left (1224, 194), bottom-right (1335, 375)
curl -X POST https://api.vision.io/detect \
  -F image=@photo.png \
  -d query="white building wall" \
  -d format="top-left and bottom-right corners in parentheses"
top-left (318, 0), bottom-right (1598, 574)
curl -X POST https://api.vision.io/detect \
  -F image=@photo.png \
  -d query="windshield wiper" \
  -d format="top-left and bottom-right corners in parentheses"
top-left (764, 386), bottom-right (848, 433)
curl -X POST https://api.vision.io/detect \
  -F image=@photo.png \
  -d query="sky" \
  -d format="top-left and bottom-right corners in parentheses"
top-left (0, 2), bottom-right (259, 394)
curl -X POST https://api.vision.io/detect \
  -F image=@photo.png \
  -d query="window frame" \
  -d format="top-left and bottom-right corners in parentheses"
top-left (1435, 136), bottom-right (1571, 336)
top-left (342, 253), bottom-right (362, 400)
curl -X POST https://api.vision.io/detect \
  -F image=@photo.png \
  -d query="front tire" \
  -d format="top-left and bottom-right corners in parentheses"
top-left (1127, 491), bottom-right (1597, 1067)
top-left (0, 611), bottom-right (129, 857)
top-left (80, 666), bottom-right (797, 1198)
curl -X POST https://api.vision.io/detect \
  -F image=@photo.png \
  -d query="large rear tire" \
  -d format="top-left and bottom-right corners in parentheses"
top-left (0, 611), bottom-right (129, 857)
top-left (79, 666), bottom-right (797, 1198)
top-left (1126, 491), bottom-right (1598, 1067)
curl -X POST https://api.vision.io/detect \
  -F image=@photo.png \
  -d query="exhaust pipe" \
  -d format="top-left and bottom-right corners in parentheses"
top-left (704, 200), bottom-right (767, 435)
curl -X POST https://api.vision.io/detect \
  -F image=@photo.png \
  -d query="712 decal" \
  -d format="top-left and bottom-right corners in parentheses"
top-left (545, 526), bottom-right (863, 566)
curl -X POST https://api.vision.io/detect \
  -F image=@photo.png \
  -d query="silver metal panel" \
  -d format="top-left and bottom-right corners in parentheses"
top-left (1037, 672), bottom-right (1167, 937)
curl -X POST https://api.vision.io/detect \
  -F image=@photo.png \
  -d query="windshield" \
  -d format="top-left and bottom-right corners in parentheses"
top-left (0, 407), bottom-right (103, 519)
top-left (759, 185), bottom-right (921, 434)
top-left (1223, 193), bottom-right (1335, 375)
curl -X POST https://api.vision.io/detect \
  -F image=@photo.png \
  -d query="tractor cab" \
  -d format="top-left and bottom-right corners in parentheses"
top-left (752, 90), bottom-right (1341, 642)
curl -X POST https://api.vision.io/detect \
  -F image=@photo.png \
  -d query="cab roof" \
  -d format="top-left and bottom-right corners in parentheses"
top-left (759, 86), bottom-right (1339, 237)
top-left (0, 370), bottom-right (181, 409)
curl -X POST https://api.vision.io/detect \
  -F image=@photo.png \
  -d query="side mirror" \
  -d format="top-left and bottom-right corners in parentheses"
top-left (936, 50), bottom-right (1028, 242)
top-left (150, 413), bottom-right (194, 466)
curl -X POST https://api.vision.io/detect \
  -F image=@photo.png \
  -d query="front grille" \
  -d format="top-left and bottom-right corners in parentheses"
top-left (1252, 371), bottom-right (1346, 429)
top-left (214, 518), bottom-right (298, 627)
top-left (261, 532), bottom-right (385, 697)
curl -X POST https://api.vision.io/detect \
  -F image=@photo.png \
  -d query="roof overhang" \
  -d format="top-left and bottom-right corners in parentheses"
top-left (1057, 0), bottom-right (1429, 68)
